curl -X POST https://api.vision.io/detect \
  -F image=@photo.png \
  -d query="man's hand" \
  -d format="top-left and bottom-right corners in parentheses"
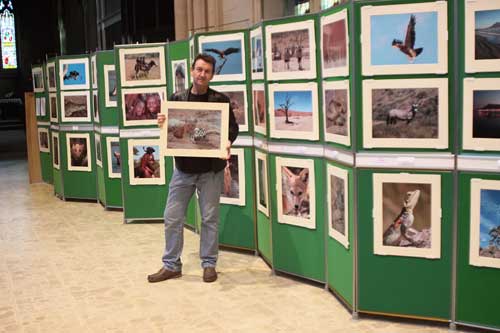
top-left (224, 141), bottom-right (231, 160)
top-left (157, 114), bottom-right (166, 128)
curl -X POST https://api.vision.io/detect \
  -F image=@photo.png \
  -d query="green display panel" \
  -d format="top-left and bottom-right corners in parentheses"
top-left (254, 148), bottom-right (272, 264)
top-left (219, 147), bottom-right (256, 250)
top-left (166, 39), bottom-right (190, 98)
top-left (96, 162), bottom-right (106, 205)
top-left (269, 154), bottom-right (326, 282)
top-left (357, 169), bottom-right (452, 320)
top-left (53, 166), bottom-right (63, 198)
top-left (96, 50), bottom-right (119, 127)
top-left (325, 160), bottom-right (353, 307)
top-left (98, 134), bottom-right (122, 208)
top-left (51, 130), bottom-right (64, 198)
top-left (40, 152), bottom-right (53, 184)
top-left (456, 172), bottom-right (500, 330)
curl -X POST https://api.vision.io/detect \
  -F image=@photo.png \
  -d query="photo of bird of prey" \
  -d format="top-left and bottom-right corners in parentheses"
top-left (204, 47), bottom-right (241, 74)
top-left (392, 15), bottom-right (424, 62)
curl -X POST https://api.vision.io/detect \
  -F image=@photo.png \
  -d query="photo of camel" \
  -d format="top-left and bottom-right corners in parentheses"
top-left (63, 94), bottom-right (88, 119)
top-left (119, 46), bottom-right (166, 87)
top-left (475, 9), bottom-right (500, 60)
top-left (472, 90), bottom-right (500, 139)
top-left (327, 164), bottom-right (349, 248)
top-left (324, 88), bottom-right (348, 137)
top-left (220, 149), bottom-right (245, 206)
top-left (322, 9), bottom-right (348, 76)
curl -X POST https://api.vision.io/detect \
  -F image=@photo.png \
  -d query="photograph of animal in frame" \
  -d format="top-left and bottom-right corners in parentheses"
top-left (46, 62), bottom-right (56, 92)
top-left (212, 84), bottom-right (248, 132)
top-left (160, 101), bottom-right (229, 159)
top-left (361, 2), bottom-right (448, 76)
top-left (198, 32), bottom-right (246, 82)
top-left (32, 66), bottom-right (44, 93)
top-left (104, 65), bottom-right (117, 107)
top-left (323, 80), bottom-right (350, 146)
top-left (95, 133), bottom-right (102, 167)
top-left (465, 1), bottom-right (500, 73)
top-left (121, 87), bottom-right (166, 127)
top-left (321, 9), bottom-right (349, 77)
top-left (469, 178), bottom-right (500, 269)
top-left (250, 26), bottom-right (264, 80)
top-left (462, 78), bottom-right (500, 152)
top-left (220, 148), bottom-right (246, 206)
top-left (276, 157), bottom-right (316, 230)
top-left (265, 20), bottom-right (317, 81)
top-left (66, 133), bottom-right (92, 172)
top-left (327, 164), bottom-right (349, 249)
top-left (373, 172), bottom-right (441, 259)
top-left (171, 59), bottom-right (189, 94)
top-left (252, 83), bottom-right (266, 135)
top-left (91, 55), bottom-right (97, 89)
top-left (255, 150), bottom-right (269, 216)
top-left (268, 82), bottom-right (319, 140)
top-left (118, 46), bottom-right (166, 87)
top-left (59, 57), bottom-right (90, 90)
top-left (362, 78), bottom-right (448, 149)
top-left (38, 128), bottom-right (50, 153)
top-left (60, 91), bottom-right (91, 123)
top-left (127, 139), bottom-right (165, 186)
top-left (49, 93), bottom-right (58, 122)
top-left (106, 137), bottom-right (121, 178)
top-left (52, 132), bottom-right (60, 169)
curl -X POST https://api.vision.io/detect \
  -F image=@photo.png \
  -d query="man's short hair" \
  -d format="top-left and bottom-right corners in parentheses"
top-left (191, 54), bottom-right (216, 72)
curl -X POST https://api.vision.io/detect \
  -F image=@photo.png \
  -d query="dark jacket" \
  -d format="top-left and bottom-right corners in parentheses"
top-left (169, 86), bottom-right (239, 173)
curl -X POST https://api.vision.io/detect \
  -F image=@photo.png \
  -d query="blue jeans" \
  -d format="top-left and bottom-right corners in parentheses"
top-left (162, 168), bottom-right (224, 272)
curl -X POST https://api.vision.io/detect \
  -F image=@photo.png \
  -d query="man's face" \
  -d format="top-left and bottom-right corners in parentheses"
top-left (191, 59), bottom-right (214, 88)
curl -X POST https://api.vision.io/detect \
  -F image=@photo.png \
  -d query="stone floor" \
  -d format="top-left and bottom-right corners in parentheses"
top-left (0, 159), bottom-right (473, 332)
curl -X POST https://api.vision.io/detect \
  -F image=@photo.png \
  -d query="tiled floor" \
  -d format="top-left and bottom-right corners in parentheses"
top-left (0, 159), bottom-right (470, 332)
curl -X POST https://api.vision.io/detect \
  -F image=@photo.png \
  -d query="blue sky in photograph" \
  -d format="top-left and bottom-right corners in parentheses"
top-left (63, 63), bottom-right (87, 85)
top-left (370, 12), bottom-right (438, 65)
top-left (479, 189), bottom-right (500, 248)
top-left (201, 40), bottom-right (243, 75)
top-left (473, 90), bottom-right (500, 109)
top-left (273, 90), bottom-right (312, 112)
top-left (476, 9), bottom-right (500, 30)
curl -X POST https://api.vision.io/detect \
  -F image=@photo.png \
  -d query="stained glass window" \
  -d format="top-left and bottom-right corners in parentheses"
top-left (0, 0), bottom-right (17, 69)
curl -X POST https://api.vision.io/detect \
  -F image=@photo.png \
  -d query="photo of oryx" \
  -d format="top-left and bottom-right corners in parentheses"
top-left (371, 87), bottom-right (439, 139)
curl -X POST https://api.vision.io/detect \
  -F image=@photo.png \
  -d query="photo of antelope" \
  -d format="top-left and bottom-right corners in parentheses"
top-left (478, 189), bottom-right (500, 260)
top-left (472, 89), bottom-right (500, 139)
top-left (63, 94), bottom-right (88, 118)
top-left (270, 28), bottom-right (310, 73)
top-left (371, 87), bottom-right (438, 138)
top-left (124, 52), bottom-right (161, 81)
top-left (281, 166), bottom-right (310, 219)
top-left (382, 182), bottom-right (431, 249)
top-left (324, 89), bottom-right (348, 136)
top-left (322, 16), bottom-right (347, 70)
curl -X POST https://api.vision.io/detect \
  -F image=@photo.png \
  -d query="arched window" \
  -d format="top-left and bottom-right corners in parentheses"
top-left (0, 0), bottom-right (17, 69)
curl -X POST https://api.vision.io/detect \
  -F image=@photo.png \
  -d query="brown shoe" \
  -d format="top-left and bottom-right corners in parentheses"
top-left (203, 267), bottom-right (217, 283)
top-left (147, 267), bottom-right (181, 283)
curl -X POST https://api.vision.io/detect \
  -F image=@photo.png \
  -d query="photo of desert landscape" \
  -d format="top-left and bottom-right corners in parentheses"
top-left (273, 90), bottom-right (313, 132)
top-left (475, 9), bottom-right (500, 60)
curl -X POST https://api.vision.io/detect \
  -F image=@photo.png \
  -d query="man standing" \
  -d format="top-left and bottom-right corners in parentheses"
top-left (148, 54), bottom-right (239, 283)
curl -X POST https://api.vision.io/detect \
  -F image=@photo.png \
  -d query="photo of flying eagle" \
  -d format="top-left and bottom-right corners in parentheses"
top-left (204, 47), bottom-right (241, 74)
top-left (391, 14), bottom-right (424, 62)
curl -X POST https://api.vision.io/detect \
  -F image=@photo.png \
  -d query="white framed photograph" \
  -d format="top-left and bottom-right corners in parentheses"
top-left (469, 178), bottom-right (500, 269)
top-left (38, 127), bottom-right (50, 153)
top-left (49, 93), bottom-right (58, 122)
top-left (91, 55), bottom-right (97, 89)
top-left (95, 133), bottom-right (102, 167)
top-left (52, 132), bottom-right (60, 169)
top-left (189, 37), bottom-right (195, 67)
top-left (255, 150), bottom-right (269, 216)
top-left (252, 83), bottom-right (266, 135)
top-left (327, 164), bottom-right (349, 249)
top-left (276, 157), bottom-right (316, 230)
top-left (103, 65), bottom-right (117, 107)
top-left (268, 82), bottom-right (319, 140)
top-left (106, 136), bottom-right (121, 178)
top-left (220, 148), bottom-right (246, 206)
top-left (60, 90), bottom-right (91, 123)
top-left (323, 80), bottom-right (350, 146)
top-left (121, 86), bottom-right (166, 127)
top-left (321, 9), bottom-right (349, 77)
top-left (465, 1), bottom-right (500, 73)
top-left (93, 90), bottom-right (99, 123)
top-left (46, 61), bottom-right (56, 92)
top-left (171, 59), bottom-right (189, 94)
top-left (373, 172), bottom-right (441, 259)
top-left (213, 84), bottom-right (248, 132)
top-left (265, 20), bottom-right (317, 81)
top-left (198, 32), bottom-right (246, 82)
top-left (362, 78), bottom-right (448, 149)
top-left (37, 97), bottom-right (46, 117)
top-left (250, 26), bottom-right (264, 80)
top-left (361, 1), bottom-right (448, 76)
top-left (66, 132), bottom-right (92, 172)
top-left (59, 57), bottom-right (90, 90)
top-left (118, 45), bottom-right (167, 87)
top-left (462, 78), bottom-right (500, 152)
top-left (128, 139), bottom-right (165, 185)
top-left (32, 66), bottom-right (44, 93)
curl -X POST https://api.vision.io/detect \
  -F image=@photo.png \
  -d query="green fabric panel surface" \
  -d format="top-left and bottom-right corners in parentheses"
top-left (96, 164), bottom-right (106, 205)
top-left (326, 161), bottom-right (353, 307)
top-left (40, 152), bottom-right (53, 184)
top-left (96, 50), bottom-right (119, 127)
top-left (357, 169), bottom-right (452, 319)
top-left (219, 148), bottom-right (256, 250)
top-left (53, 167), bottom-right (63, 197)
top-left (270, 154), bottom-right (326, 282)
top-left (256, 211), bottom-right (272, 265)
top-left (99, 134), bottom-right (122, 208)
top-left (456, 172), bottom-right (500, 329)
